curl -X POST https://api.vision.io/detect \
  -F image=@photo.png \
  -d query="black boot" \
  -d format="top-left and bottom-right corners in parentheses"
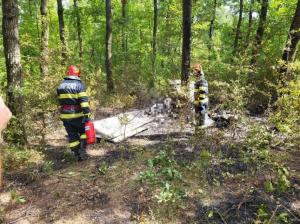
top-left (78, 140), bottom-right (88, 161)
top-left (71, 147), bottom-right (81, 161)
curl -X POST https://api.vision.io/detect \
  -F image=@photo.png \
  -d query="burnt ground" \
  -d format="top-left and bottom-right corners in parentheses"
top-left (0, 109), bottom-right (299, 224)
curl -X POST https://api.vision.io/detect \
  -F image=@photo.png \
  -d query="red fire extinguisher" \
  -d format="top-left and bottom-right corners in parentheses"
top-left (85, 121), bottom-right (96, 145)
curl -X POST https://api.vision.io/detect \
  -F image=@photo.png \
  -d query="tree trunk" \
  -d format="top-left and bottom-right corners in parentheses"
top-left (106, 0), bottom-right (114, 91)
top-left (57, 0), bottom-right (67, 63)
top-left (74, 0), bottom-right (83, 62)
top-left (40, 0), bottom-right (49, 76)
top-left (2, 0), bottom-right (27, 144)
top-left (250, 0), bottom-right (269, 68)
top-left (208, 0), bottom-right (217, 50)
top-left (280, 0), bottom-right (300, 80)
top-left (152, 0), bottom-right (158, 81)
top-left (28, 0), bottom-right (33, 16)
top-left (244, 0), bottom-right (254, 50)
top-left (181, 0), bottom-right (192, 85)
top-left (233, 0), bottom-right (243, 56)
top-left (40, 0), bottom-right (49, 148)
top-left (121, 0), bottom-right (127, 54)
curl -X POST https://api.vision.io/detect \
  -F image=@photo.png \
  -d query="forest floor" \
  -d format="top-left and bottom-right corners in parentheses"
top-left (1, 107), bottom-right (299, 224)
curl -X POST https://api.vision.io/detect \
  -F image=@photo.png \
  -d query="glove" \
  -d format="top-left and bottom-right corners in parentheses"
top-left (82, 115), bottom-right (91, 123)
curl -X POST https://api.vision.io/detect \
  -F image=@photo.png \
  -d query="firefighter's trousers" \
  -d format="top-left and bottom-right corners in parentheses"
top-left (63, 117), bottom-right (86, 156)
top-left (195, 102), bottom-right (208, 126)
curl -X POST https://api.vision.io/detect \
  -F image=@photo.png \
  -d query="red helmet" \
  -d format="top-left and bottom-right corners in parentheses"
top-left (68, 65), bottom-right (80, 76)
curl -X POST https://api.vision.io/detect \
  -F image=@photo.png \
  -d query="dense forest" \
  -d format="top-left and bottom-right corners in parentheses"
top-left (0, 0), bottom-right (299, 223)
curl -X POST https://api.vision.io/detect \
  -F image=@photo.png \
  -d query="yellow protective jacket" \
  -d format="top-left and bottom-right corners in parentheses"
top-left (57, 76), bottom-right (90, 120)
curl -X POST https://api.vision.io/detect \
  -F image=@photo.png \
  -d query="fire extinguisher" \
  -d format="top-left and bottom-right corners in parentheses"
top-left (85, 121), bottom-right (96, 145)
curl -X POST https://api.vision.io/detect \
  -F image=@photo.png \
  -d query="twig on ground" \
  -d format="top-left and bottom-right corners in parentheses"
top-left (280, 203), bottom-right (300, 222)
top-left (215, 209), bottom-right (228, 224)
top-left (267, 205), bottom-right (279, 224)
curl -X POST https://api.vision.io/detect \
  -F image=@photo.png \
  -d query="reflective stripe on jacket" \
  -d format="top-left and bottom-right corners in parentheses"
top-left (194, 79), bottom-right (209, 105)
top-left (57, 76), bottom-right (90, 120)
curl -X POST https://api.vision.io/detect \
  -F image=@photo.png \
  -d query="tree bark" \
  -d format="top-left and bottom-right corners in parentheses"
top-left (106, 0), bottom-right (114, 91)
top-left (121, 0), bottom-right (127, 54)
top-left (39, 0), bottom-right (49, 147)
top-left (2, 0), bottom-right (22, 115)
top-left (40, 0), bottom-right (49, 76)
top-left (57, 0), bottom-right (67, 62)
top-left (152, 0), bottom-right (158, 80)
top-left (2, 0), bottom-right (27, 144)
top-left (233, 0), bottom-right (243, 56)
top-left (181, 0), bottom-right (192, 85)
top-left (280, 0), bottom-right (300, 79)
top-left (250, 0), bottom-right (269, 68)
top-left (244, 0), bottom-right (254, 50)
top-left (208, 0), bottom-right (217, 50)
top-left (74, 0), bottom-right (83, 62)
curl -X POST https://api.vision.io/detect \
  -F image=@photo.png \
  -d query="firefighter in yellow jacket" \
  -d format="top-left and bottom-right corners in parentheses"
top-left (57, 66), bottom-right (90, 161)
top-left (192, 64), bottom-right (209, 126)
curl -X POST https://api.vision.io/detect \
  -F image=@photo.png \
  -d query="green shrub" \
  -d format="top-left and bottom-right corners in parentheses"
top-left (139, 150), bottom-right (185, 204)
top-left (3, 145), bottom-right (44, 171)
top-left (270, 80), bottom-right (300, 134)
top-left (245, 124), bottom-right (273, 162)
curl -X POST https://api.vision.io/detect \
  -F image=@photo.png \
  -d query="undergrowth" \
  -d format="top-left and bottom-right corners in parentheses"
top-left (132, 119), bottom-right (297, 223)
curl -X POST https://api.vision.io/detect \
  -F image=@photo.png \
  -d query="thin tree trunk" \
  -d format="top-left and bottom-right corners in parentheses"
top-left (152, 0), bottom-right (158, 81)
top-left (244, 0), bottom-right (254, 50)
top-left (74, 0), bottom-right (83, 62)
top-left (2, 0), bottom-right (27, 144)
top-left (121, 0), bottom-right (127, 54)
top-left (106, 0), bottom-right (114, 91)
top-left (250, 0), bottom-right (269, 68)
top-left (165, 5), bottom-right (171, 55)
top-left (29, 0), bottom-right (33, 16)
top-left (40, 0), bottom-right (49, 148)
top-left (208, 0), bottom-right (217, 50)
top-left (280, 0), bottom-right (300, 80)
top-left (57, 0), bottom-right (67, 63)
top-left (181, 0), bottom-right (192, 84)
top-left (233, 0), bottom-right (243, 56)
top-left (40, 0), bottom-right (49, 76)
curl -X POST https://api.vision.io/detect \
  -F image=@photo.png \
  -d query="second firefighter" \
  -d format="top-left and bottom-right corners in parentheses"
top-left (57, 65), bottom-right (91, 161)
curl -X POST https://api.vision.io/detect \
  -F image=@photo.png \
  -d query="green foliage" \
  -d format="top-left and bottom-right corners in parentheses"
top-left (139, 150), bottom-right (185, 204)
top-left (277, 212), bottom-right (289, 223)
top-left (3, 145), bottom-right (43, 171)
top-left (140, 150), bottom-right (182, 184)
top-left (209, 80), bottom-right (248, 115)
top-left (154, 181), bottom-right (186, 204)
top-left (265, 165), bottom-right (291, 193)
top-left (41, 160), bottom-right (54, 173)
top-left (198, 149), bottom-right (212, 168)
top-left (10, 191), bottom-right (27, 204)
top-left (0, 0), bottom-right (298, 149)
top-left (256, 204), bottom-right (270, 221)
top-left (246, 123), bottom-right (291, 193)
top-left (255, 204), bottom-right (290, 224)
top-left (0, 207), bottom-right (4, 223)
top-left (3, 117), bottom-right (27, 145)
top-left (62, 151), bottom-right (76, 163)
top-left (277, 166), bottom-right (291, 192)
top-left (245, 124), bottom-right (273, 162)
top-left (270, 80), bottom-right (300, 134)
top-left (97, 162), bottom-right (109, 175)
